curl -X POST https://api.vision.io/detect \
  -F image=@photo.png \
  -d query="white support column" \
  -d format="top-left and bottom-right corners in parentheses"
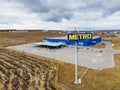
top-left (74, 41), bottom-right (79, 84)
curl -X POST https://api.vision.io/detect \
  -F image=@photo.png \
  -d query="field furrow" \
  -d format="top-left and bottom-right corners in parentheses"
top-left (0, 48), bottom-right (60, 90)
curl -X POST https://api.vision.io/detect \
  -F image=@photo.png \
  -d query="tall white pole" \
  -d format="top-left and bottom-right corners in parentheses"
top-left (74, 41), bottom-right (78, 84)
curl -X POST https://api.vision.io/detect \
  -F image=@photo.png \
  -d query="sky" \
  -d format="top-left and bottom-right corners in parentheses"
top-left (0, 0), bottom-right (120, 30)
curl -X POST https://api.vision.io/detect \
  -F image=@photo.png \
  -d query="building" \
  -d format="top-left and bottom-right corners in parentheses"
top-left (43, 36), bottom-right (102, 46)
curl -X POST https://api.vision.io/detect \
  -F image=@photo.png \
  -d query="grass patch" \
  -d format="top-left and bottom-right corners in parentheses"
top-left (0, 31), bottom-right (66, 47)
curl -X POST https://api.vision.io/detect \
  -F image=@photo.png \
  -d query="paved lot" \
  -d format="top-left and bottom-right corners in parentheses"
top-left (115, 34), bottom-right (120, 38)
top-left (8, 41), bottom-right (120, 70)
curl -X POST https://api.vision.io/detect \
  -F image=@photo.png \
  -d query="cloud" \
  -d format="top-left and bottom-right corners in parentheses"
top-left (102, 0), bottom-right (120, 15)
top-left (17, 0), bottom-right (50, 13)
top-left (0, 0), bottom-right (120, 30)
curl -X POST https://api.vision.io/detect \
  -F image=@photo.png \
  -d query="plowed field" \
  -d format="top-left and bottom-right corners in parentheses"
top-left (0, 47), bottom-right (65, 90)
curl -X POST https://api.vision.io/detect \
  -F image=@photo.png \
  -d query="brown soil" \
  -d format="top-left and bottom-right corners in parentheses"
top-left (0, 47), bottom-right (66, 90)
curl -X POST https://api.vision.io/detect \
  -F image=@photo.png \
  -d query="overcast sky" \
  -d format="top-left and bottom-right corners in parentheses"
top-left (0, 0), bottom-right (120, 30)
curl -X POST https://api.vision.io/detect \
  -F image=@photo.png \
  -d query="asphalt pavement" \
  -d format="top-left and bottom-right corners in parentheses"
top-left (8, 41), bottom-right (120, 70)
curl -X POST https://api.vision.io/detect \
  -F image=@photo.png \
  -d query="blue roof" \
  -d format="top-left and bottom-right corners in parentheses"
top-left (43, 36), bottom-right (102, 46)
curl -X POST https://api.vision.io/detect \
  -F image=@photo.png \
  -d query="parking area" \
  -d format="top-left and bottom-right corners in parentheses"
top-left (8, 41), bottom-right (120, 70)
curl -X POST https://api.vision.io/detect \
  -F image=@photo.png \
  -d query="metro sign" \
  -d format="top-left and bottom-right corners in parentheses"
top-left (67, 33), bottom-right (93, 40)
top-left (67, 33), bottom-right (93, 84)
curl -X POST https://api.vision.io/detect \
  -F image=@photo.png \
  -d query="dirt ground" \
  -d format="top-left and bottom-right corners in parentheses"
top-left (0, 47), bottom-right (58, 90)
top-left (0, 31), bottom-right (120, 90)
top-left (0, 31), bottom-right (66, 90)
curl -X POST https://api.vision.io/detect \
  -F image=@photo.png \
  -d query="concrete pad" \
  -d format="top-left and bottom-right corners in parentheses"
top-left (8, 41), bottom-right (120, 70)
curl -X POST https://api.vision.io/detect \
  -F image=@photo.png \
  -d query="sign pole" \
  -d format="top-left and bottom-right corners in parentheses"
top-left (67, 32), bottom-right (92, 84)
top-left (74, 41), bottom-right (79, 84)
